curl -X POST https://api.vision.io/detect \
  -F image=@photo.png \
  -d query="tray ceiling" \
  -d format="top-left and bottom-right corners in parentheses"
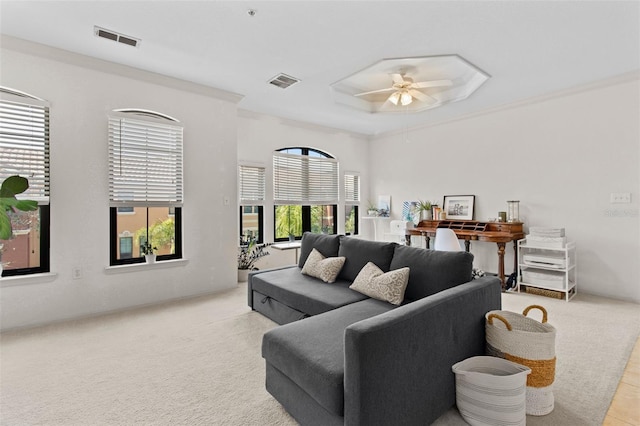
top-left (0, 1), bottom-right (638, 136)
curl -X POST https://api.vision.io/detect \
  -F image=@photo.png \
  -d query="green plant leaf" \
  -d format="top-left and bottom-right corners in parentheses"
top-left (0, 211), bottom-right (12, 240)
top-left (0, 175), bottom-right (29, 198)
top-left (0, 197), bottom-right (38, 212)
top-left (14, 200), bottom-right (38, 211)
top-left (0, 175), bottom-right (37, 240)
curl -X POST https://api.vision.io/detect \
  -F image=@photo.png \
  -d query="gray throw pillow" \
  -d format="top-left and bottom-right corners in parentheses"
top-left (337, 237), bottom-right (397, 281)
top-left (297, 232), bottom-right (342, 268)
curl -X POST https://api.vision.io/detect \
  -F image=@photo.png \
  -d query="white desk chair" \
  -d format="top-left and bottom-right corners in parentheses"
top-left (434, 228), bottom-right (463, 251)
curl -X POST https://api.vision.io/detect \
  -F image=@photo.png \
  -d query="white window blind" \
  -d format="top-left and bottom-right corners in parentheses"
top-left (344, 173), bottom-right (360, 204)
top-left (239, 164), bottom-right (265, 204)
top-left (108, 114), bottom-right (183, 207)
top-left (273, 152), bottom-right (339, 204)
top-left (0, 91), bottom-right (50, 205)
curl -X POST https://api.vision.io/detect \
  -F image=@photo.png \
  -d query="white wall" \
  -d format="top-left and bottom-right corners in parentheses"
top-left (237, 111), bottom-right (371, 269)
top-left (369, 75), bottom-right (640, 302)
top-left (0, 39), bottom-right (240, 330)
top-left (2, 40), bottom-right (636, 332)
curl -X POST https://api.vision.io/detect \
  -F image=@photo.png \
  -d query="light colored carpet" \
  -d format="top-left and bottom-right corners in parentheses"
top-left (1, 283), bottom-right (638, 425)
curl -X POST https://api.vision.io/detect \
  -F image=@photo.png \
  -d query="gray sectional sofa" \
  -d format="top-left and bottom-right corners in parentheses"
top-left (248, 233), bottom-right (502, 426)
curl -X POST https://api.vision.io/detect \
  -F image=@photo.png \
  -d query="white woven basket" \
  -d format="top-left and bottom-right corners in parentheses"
top-left (452, 356), bottom-right (531, 426)
top-left (485, 305), bottom-right (557, 416)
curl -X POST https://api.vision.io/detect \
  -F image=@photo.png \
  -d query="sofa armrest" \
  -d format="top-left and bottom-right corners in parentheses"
top-left (247, 265), bottom-right (299, 308)
top-left (343, 277), bottom-right (501, 426)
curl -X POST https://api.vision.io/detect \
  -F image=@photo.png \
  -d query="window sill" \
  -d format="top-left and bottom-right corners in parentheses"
top-left (104, 258), bottom-right (189, 274)
top-left (0, 272), bottom-right (58, 287)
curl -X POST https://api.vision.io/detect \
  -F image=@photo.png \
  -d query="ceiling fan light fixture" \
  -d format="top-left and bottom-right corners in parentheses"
top-left (331, 55), bottom-right (490, 114)
top-left (388, 92), bottom-right (400, 105)
top-left (400, 91), bottom-right (413, 106)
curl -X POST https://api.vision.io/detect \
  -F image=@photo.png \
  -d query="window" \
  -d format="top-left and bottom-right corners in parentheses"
top-left (345, 205), bottom-right (359, 235)
top-left (239, 164), bottom-right (265, 243)
top-left (108, 110), bottom-right (183, 265)
top-left (0, 87), bottom-right (51, 277)
top-left (274, 204), bottom-right (337, 240)
top-left (344, 173), bottom-right (360, 235)
top-left (273, 148), bottom-right (338, 241)
top-left (119, 236), bottom-right (133, 259)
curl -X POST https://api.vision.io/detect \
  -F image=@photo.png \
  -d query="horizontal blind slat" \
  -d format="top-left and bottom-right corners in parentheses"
top-left (344, 174), bottom-right (360, 203)
top-left (108, 115), bottom-right (183, 205)
top-left (273, 151), bottom-right (338, 204)
top-left (0, 97), bottom-right (50, 201)
top-left (238, 165), bottom-right (265, 203)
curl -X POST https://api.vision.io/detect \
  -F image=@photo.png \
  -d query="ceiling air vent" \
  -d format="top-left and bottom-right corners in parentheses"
top-left (94, 26), bottom-right (141, 48)
top-left (268, 73), bottom-right (300, 89)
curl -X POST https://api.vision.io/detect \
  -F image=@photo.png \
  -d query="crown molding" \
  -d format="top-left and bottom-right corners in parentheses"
top-left (0, 35), bottom-right (244, 104)
top-left (378, 70), bottom-right (640, 139)
top-left (237, 109), bottom-right (371, 141)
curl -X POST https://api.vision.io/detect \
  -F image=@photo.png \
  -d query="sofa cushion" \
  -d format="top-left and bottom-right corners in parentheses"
top-left (298, 232), bottom-right (342, 268)
top-left (350, 262), bottom-right (410, 306)
top-left (251, 266), bottom-right (368, 316)
top-left (301, 248), bottom-right (345, 283)
top-left (337, 238), bottom-right (397, 281)
top-left (262, 298), bottom-right (395, 416)
top-left (389, 245), bottom-right (474, 301)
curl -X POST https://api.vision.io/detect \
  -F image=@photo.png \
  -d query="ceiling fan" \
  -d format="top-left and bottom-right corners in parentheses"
top-left (355, 74), bottom-right (453, 106)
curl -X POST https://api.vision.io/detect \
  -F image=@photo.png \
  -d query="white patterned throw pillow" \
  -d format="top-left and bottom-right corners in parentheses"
top-left (350, 262), bottom-right (410, 306)
top-left (301, 248), bottom-right (346, 283)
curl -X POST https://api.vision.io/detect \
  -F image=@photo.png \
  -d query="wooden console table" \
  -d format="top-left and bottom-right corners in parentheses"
top-left (405, 220), bottom-right (525, 290)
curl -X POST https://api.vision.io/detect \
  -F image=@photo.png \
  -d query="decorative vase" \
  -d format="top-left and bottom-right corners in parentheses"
top-left (507, 200), bottom-right (520, 222)
top-left (145, 254), bottom-right (156, 263)
top-left (421, 210), bottom-right (432, 221)
top-left (238, 269), bottom-right (249, 282)
top-left (288, 234), bottom-right (296, 242)
top-left (368, 209), bottom-right (378, 217)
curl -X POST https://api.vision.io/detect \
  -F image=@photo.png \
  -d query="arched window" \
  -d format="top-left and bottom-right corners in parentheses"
top-left (108, 110), bottom-right (183, 265)
top-left (273, 147), bottom-right (338, 241)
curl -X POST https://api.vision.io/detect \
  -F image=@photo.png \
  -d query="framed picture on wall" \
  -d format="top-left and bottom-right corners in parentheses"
top-left (377, 195), bottom-right (390, 217)
top-left (443, 195), bottom-right (475, 220)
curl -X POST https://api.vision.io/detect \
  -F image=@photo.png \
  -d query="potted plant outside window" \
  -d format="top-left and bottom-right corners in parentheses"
top-left (238, 236), bottom-right (270, 282)
top-left (141, 241), bottom-right (158, 263)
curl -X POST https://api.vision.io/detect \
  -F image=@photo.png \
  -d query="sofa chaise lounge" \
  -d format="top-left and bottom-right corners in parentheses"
top-left (248, 233), bottom-right (502, 425)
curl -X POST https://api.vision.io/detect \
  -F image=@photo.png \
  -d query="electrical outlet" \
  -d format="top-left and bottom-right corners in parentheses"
top-left (610, 192), bottom-right (632, 204)
top-left (72, 266), bottom-right (82, 280)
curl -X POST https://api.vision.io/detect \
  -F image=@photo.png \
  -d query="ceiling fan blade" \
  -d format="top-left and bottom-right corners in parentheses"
top-left (409, 89), bottom-right (438, 104)
top-left (354, 87), bottom-right (395, 97)
top-left (412, 79), bottom-right (453, 89)
top-left (391, 73), bottom-right (405, 85)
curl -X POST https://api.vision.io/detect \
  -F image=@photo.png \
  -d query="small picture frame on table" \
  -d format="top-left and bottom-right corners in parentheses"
top-left (443, 195), bottom-right (475, 220)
